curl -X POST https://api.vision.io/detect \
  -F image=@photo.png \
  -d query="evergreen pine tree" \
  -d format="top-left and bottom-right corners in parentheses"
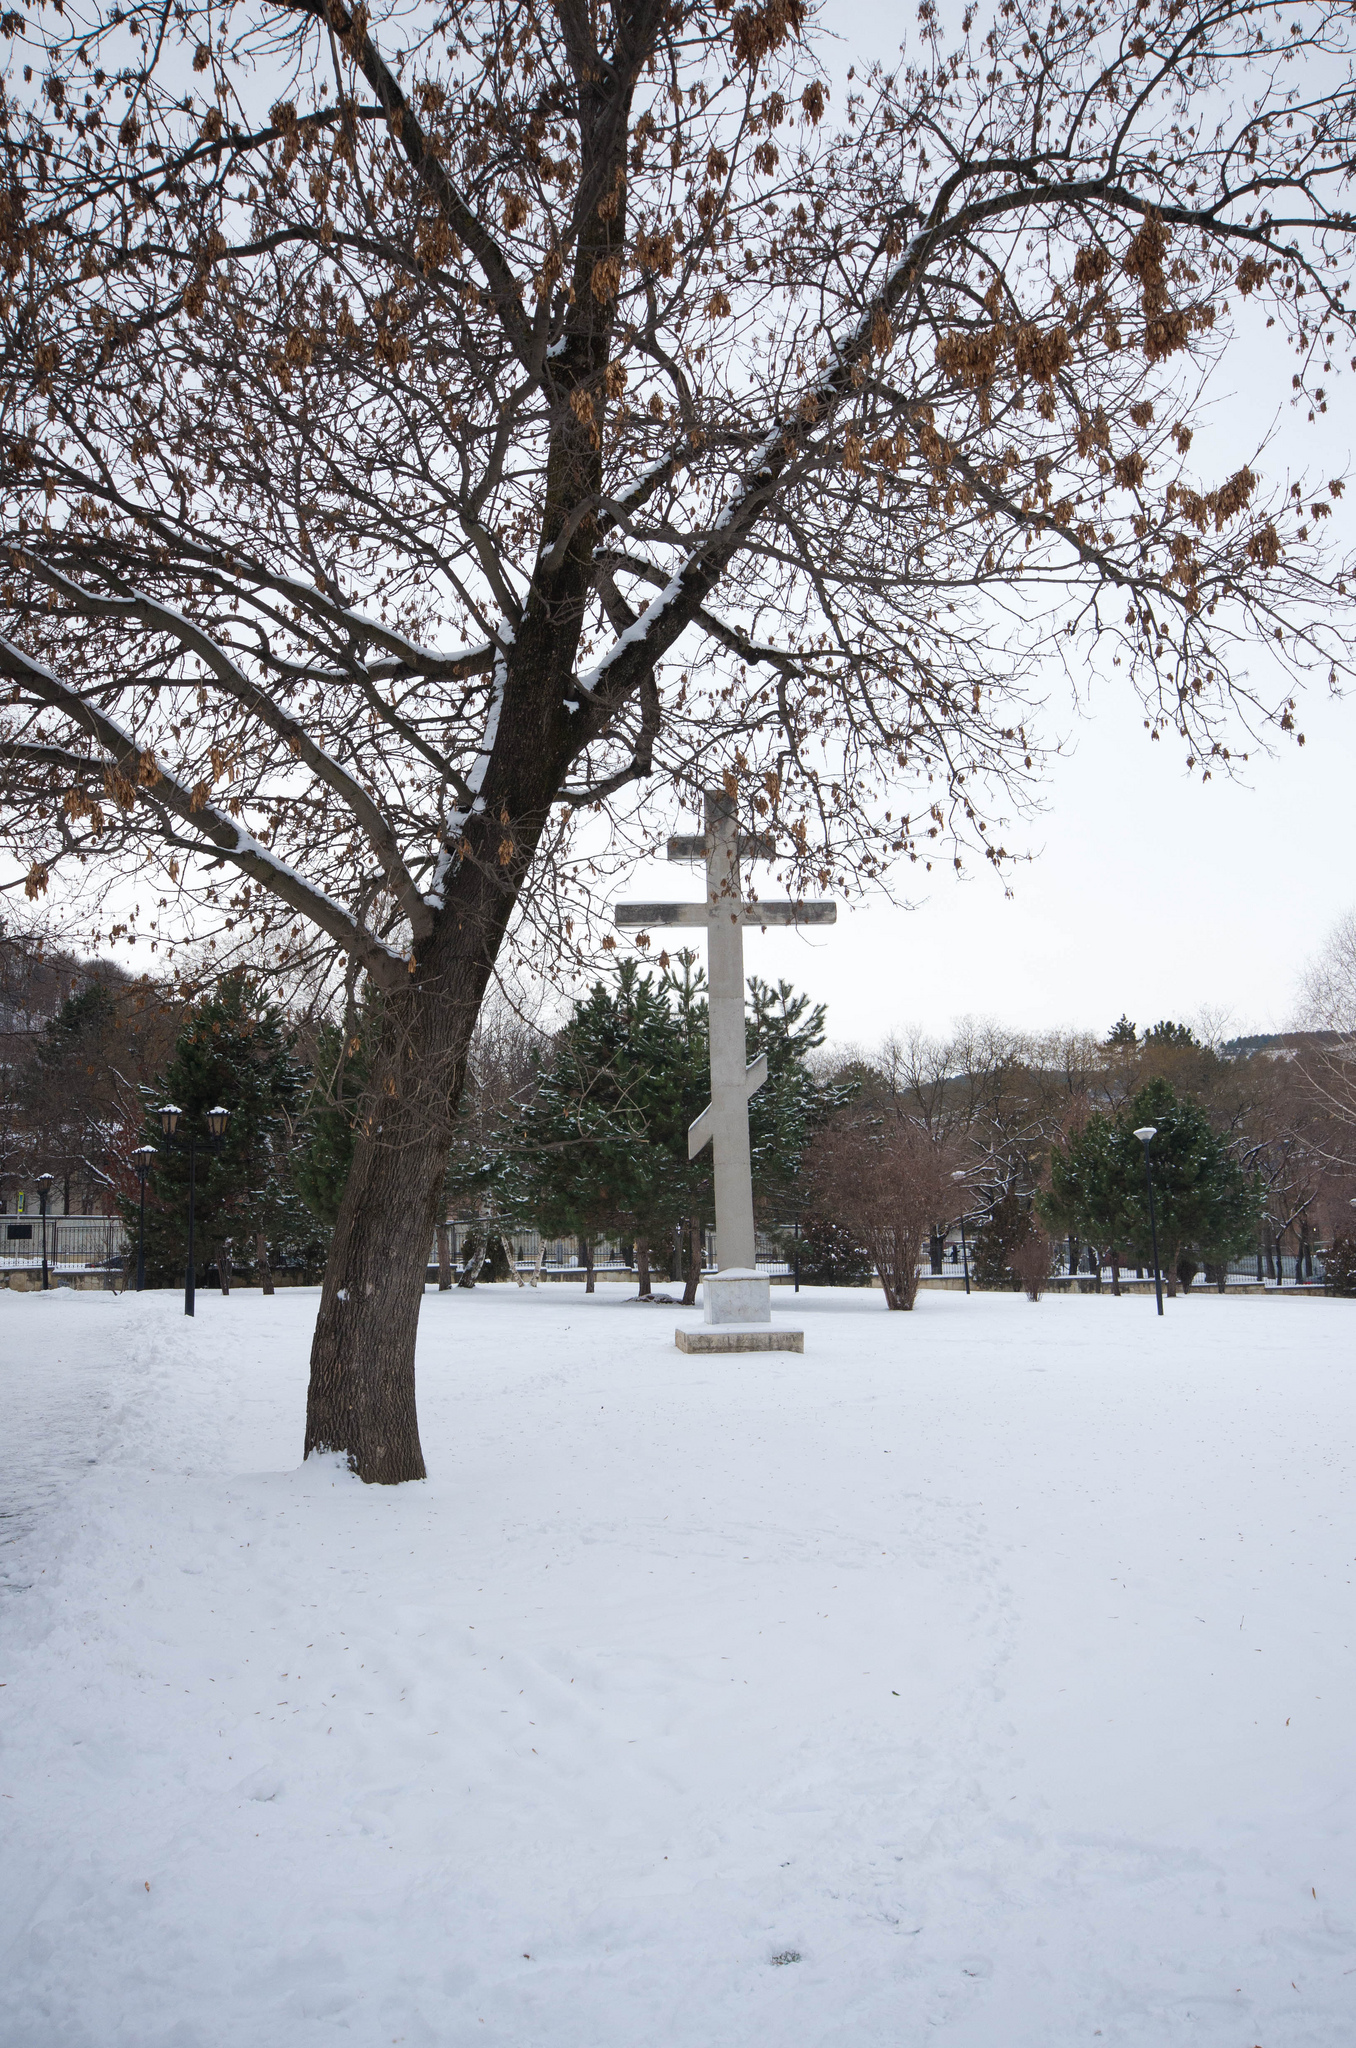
top-left (745, 974), bottom-right (852, 1260)
top-left (292, 1009), bottom-right (375, 1229)
top-left (971, 1187), bottom-right (1028, 1291)
top-left (493, 960), bottom-right (690, 1293)
top-left (125, 974), bottom-right (319, 1288)
top-left (1039, 1077), bottom-right (1261, 1296)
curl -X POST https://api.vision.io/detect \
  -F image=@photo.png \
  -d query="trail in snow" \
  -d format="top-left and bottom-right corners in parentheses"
top-left (1, 1282), bottom-right (1353, 2048)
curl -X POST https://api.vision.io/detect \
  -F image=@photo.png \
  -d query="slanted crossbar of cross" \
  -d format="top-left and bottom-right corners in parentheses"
top-left (615, 791), bottom-right (835, 1273)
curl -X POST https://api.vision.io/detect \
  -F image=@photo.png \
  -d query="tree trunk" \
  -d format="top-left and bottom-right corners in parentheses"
top-left (682, 1214), bottom-right (702, 1305)
top-left (580, 1235), bottom-right (595, 1294)
top-left (256, 1232), bottom-right (274, 1294)
top-left (636, 1235), bottom-right (651, 1298)
top-left (1068, 1232), bottom-right (1079, 1280)
top-left (218, 1246), bottom-right (231, 1295)
top-left (302, 600), bottom-right (609, 1480)
top-left (305, 945), bottom-right (488, 1483)
top-left (457, 1224), bottom-right (484, 1287)
top-left (878, 1231), bottom-right (915, 1309)
top-left (436, 1221), bottom-right (452, 1290)
top-left (1164, 1242), bottom-right (1178, 1298)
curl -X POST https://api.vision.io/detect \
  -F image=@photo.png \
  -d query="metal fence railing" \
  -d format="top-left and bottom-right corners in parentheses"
top-left (434, 1222), bottom-right (796, 1279)
top-left (2, 1213), bottom-right (1332, 1292)
top-left (1044, 1249), bottom-right (1326, 1288)
top-left (1, 1214), bottom-right (127, 1273)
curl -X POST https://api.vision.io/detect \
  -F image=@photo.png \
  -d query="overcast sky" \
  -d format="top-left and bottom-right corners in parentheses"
top-left (625, 0), bottom-right (1356, 1050)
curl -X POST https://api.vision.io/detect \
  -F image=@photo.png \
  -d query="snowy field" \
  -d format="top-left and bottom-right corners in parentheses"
top-left (1, 1283), bottom-right (1353, 2048)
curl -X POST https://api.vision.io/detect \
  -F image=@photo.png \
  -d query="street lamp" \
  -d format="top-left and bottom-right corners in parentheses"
top-left (132, 1145), bottom-right (156, 1291)
top-left (158, 1103), bottom-right (230, 1317)
top-left (36, 1172), bottom-right (54, 1292)
top-left (951, 1170), bottom-right (972, 1297)
top-left (1133, 1125), bottom-right (1164, 1317)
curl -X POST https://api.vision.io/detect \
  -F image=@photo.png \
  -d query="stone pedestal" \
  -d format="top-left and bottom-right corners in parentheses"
top-left (674, 1268), bottom-right (802, 1353)
top-left (676, 1324), bottom-right (804, 1354)
top-left (703, 1267), bottom-right (770, 1325)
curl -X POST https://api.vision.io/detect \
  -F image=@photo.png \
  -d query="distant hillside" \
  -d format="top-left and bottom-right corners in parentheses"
top-left (1220, 1030), bottom-right (1344, 1058)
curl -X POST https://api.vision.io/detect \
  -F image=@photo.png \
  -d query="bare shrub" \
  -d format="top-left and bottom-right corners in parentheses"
top-left (806, 1111), bottom-right (951, 1310)
top-left (1008, 1225), bottom-right (1055, 1302)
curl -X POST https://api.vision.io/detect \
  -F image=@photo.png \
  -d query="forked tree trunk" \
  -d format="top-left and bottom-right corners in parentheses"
top-left (682, 1214), bottom-right (702, 1305)
top-left (874, 1225), bottom-right (918, 1309)
top-left (301, 347), bottom-right (625, 1480)
top-left (457, 1226), bottom-right (483, 1286)
top-left (436, 1222), bottom-right (452, 1290)
top-left (636, 1235), bottom-right (651, 1298)
top-left (305, 945), bottom-right (487, 1483)
top-left (256, 1232), bottom-right (274, 1295)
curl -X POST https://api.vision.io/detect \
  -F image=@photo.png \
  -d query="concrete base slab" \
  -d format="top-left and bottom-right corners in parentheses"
top-left (675, 1324), bottom-right (804, 1354)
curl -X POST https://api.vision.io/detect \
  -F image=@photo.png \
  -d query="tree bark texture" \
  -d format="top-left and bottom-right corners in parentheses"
top-left (256, 1233), bottom-right (275, 1295)
top-left (457, 1225), bottom-right (483, 1286)
top-left (304, 912), bottom-right (503, 1481)
top-left (635, 1236), bottom-right (651, 1299)
top-left (436, 1222), bottom-right (453, 1291)
top-left (682, 1214), bottom-right (702, 1306)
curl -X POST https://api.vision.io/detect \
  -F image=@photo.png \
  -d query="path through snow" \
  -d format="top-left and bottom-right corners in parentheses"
top-left (1, 1283), bottom-right (1352, 2046)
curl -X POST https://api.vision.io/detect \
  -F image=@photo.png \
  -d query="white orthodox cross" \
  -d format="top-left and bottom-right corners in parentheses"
top-left (616, 791), bottom-right (835, 1275)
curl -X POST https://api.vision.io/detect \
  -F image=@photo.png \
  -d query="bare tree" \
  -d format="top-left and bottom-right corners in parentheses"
top-left (1008, 1220), bottom-right (1055, 1301)
top-left (2, 0), bottom-right (1355, 1474)
top-left (806, 1107), bottom-right (950, 1309)
top-left (1294, 910), bottom-right (1356, 1166)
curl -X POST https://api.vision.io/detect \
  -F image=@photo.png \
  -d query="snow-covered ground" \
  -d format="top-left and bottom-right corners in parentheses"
top-left (2, 1282), bottom-right (1352, 2048)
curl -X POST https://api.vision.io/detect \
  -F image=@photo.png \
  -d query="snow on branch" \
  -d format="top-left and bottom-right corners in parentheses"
top-left (0, 635), bottom-right (410, 989)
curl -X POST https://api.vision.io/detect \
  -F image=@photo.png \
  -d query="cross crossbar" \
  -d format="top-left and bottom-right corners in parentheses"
top-left (615, 900), bottom-right (835, 928)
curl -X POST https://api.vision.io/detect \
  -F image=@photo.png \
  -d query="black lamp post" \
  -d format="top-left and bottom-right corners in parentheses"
top-left (158, 1104), bottom-right (230, 1317)
top-left (1134, 1125), bottom-right (1164, 1317)
top-left (36, 1172), bottom-right (54, 1291)
top-left (133, 1145), bottom-right (156, 1291)
top-left (950, 1170), bottom-right (972, 1296)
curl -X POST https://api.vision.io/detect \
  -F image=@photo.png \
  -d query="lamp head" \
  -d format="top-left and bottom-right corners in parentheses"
top-left (158, 1104), bottom-right (181, 1139)
top-left (133, 1145), bottom-right (156, 1161)
top-left (1133, 1125), bottom-right (1157, 1144)
top-left (35, 1171), bottom-right (53, 1186)
top-left (206, 1105), bottom-right (230, 1141)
